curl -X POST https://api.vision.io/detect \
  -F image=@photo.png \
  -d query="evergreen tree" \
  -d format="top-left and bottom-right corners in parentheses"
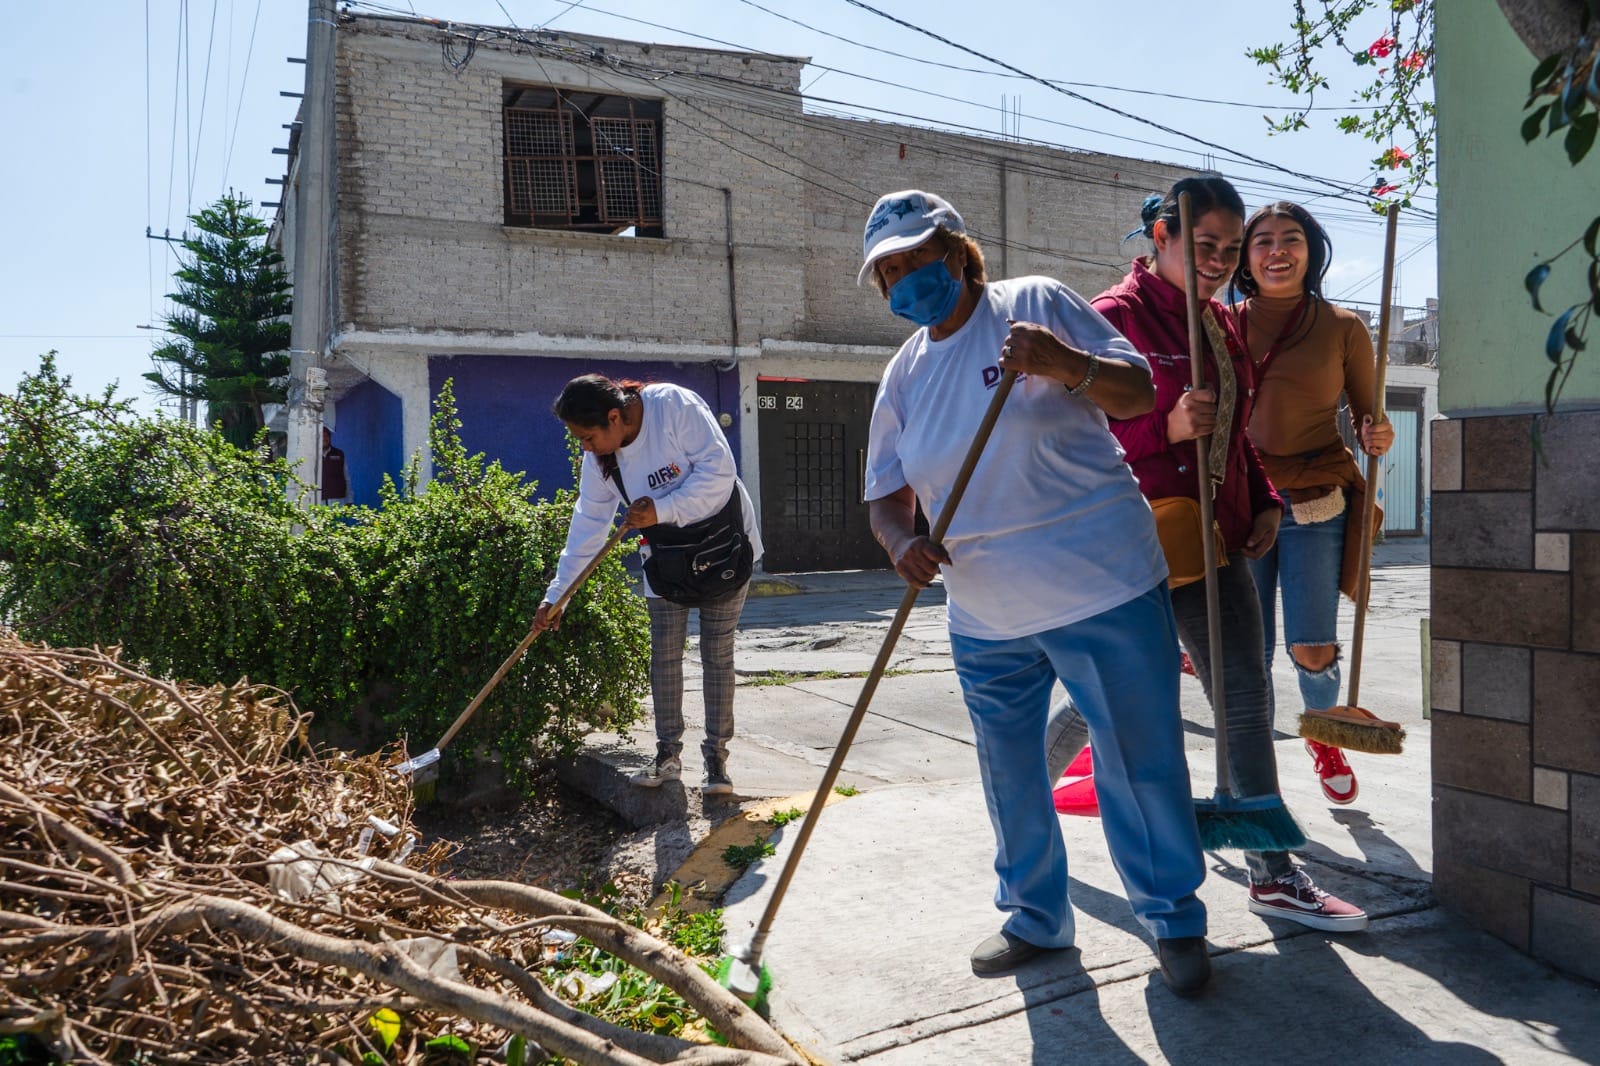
top-left (145, 194), bottom-right (292, 449)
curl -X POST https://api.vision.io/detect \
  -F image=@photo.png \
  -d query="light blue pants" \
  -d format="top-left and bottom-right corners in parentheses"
top-left (949, 582), bottom-right (1207, 947)
top-left (1248, 504), bottom-right (1345, 721)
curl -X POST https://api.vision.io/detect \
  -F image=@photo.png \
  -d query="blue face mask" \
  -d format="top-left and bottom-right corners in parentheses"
top-left (888, 255), bottom-right (963, 327)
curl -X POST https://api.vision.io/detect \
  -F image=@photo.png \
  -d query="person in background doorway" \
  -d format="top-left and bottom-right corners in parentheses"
top-left (859, 188), bottom-right (1211, 994)
top-left (320, 426), bottom-right (348, 504)
top-left (1233, 201), bottom-right (1394, 806)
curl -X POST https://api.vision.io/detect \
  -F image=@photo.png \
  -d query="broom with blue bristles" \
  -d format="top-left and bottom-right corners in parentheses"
top-left (1178, 190), bottom-right (1305, 853)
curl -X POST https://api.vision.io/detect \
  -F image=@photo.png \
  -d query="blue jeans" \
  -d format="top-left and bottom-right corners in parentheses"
top-left (1248, 504), bottom-right (1344, 720)
top-left (950, 583), bottom-right (1207, 947)
top-left (1047, 557), bottom-right (1294, 884)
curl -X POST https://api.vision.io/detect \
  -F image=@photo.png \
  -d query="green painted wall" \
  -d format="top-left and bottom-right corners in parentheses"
top-left (1438, 0), bottom-right (1600, 414)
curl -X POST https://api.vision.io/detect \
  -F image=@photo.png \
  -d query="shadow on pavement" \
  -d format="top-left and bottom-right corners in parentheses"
top-left (1143, 930), bottom-right (1505, 1066)
top-left (1021, 958), bottom-right (1146, 1066)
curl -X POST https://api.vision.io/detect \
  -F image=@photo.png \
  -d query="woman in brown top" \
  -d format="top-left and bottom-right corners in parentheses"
top-left (1234, 202), bottom-right (1394, 806)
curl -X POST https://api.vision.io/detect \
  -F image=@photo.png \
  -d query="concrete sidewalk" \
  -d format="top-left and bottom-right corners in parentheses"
top-left (569, 547), bottom-right (1600, 1063)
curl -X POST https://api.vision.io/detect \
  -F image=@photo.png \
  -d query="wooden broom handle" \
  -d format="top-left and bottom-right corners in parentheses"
top-left (434, 524), bottom-right (629, 754)
top-left (744, 369), bottom-right (1019, 963)
top-left (1346, 205), bottom-right (1401, 708)
top-left (1178, 191), bottom-right (1231, 790)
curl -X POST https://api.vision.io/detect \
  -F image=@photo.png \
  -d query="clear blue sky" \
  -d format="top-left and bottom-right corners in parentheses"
top-left (2, 0), bottom-right (1437, 412)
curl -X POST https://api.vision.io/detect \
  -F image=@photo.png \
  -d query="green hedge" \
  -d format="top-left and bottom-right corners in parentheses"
top-left (0, 356), bottom-right (649, 790)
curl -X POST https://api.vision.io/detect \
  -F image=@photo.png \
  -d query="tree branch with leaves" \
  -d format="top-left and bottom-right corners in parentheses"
top-left (1250, 0), bottom-right (1436, 203)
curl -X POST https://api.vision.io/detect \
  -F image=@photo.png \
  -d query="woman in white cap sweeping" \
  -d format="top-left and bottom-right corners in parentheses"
top-left (859, 189), bottom-right (1212, 995)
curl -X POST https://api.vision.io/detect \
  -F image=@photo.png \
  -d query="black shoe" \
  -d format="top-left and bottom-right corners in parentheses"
top-left (970, 930), bottom-right (1046, 976)
top-left (702, 754), bottom-right (733, 797)
top-left (1156, 936), bottom-right (1211, 997)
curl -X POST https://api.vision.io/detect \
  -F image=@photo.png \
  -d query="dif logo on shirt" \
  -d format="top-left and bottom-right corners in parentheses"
top-left (647, 463), bottom-right (682, 490)
top-left (981, 365), bottom-right (1028, 389)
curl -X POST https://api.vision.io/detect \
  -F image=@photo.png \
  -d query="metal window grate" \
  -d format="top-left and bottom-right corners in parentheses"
top-left (503, 90), bottom-right (662, 233)
top-left (783, 422), bottom-right (846, 531)
top-left (505, 107), bottom-right (572, 157)
top-left (592, 117), bottom-right (661, 225)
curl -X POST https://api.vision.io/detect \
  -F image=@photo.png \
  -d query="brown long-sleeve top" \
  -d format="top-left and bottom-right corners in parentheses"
top-left (1239, 294), bottom-right (1378, 502)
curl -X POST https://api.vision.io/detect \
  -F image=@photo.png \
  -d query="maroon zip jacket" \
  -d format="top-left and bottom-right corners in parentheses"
top-left (1092, 258), bottom-right (1281, 553)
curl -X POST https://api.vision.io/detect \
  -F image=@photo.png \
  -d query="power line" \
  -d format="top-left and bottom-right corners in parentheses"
top-left (670, 64), bottom-right (1437, 224)
top-left (146, 0), bottom-right (156, 324)
top-left (189, 0), bottom-right (221, 207)
top-left (507, 1), bottom-right (1435, 217)
top-left (565, 44), bottom-right (1126, 272)
top-left (222, 0), bottom-right (265, 189)
top-left (165, 0), bottom-right (184, 234)
top-left (734, 0), bottom-right (1352, 113)
top-left (1332, 235), bottom-right (1437, 302)
top-left (346, 0), bottom-right (1434, 218)
top-left (837, 0), bottom-right (1413, 214)
top-left (537, 0), bottom-right (589, 30)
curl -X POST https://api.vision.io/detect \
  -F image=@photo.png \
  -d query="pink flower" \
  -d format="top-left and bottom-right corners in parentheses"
top-left (1368, 36), bottom-right (1398, 58)
top-left (1370, 182), bottom-right (1401, 197)
top-left (1378, 146), bottom-right (1413, 169)
top-left (1399, 51), bottom-right (1428, 71)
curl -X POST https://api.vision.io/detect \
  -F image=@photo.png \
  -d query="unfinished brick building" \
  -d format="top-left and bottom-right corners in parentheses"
top-left (274, 11), bottom-right (1191, 569)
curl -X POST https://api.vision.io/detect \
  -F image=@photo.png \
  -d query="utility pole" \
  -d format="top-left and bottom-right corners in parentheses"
top-left (285, 0), bottom-right (336, 504)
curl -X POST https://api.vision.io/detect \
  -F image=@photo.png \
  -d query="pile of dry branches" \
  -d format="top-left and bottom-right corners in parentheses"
top-left (0, 635), bottom-right (799, 1065)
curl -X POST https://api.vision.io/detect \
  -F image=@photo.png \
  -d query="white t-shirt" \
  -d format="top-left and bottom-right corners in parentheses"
top-left (865, 277), bottom-right (1168, 640)
top-left (546, 383), bottom-right (763, 602)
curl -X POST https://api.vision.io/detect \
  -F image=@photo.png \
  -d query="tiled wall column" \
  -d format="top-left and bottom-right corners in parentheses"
top-left (1430, 413), bottom-right (1600, 982)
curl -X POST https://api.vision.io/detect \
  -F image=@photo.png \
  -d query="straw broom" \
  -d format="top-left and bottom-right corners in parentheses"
top-left (1299, 205), bottom-right (1408, 755)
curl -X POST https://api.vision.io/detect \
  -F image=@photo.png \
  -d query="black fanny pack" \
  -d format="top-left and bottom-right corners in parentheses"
top-left (603, 456), bottom-right (754, 606)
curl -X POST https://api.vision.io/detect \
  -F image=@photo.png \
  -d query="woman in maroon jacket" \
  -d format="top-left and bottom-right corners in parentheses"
top-left (1046, 176), bottom-right (1367, 931)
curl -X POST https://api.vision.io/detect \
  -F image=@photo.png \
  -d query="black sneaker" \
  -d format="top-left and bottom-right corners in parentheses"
top-left (702, 755), bottom-right (733, 797)
top-left (1156, 936), bottom-right (1212, 997)
top-left (630, 751), bottom-right (681, 788)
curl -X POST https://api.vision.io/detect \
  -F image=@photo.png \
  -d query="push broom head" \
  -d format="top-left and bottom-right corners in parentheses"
top-left (1299, 706), bottom-right (1406, 755)
top-left (1194, 791), bottom-right (1306, 852)
top-left (715, 952), bottom-right (771, 1015)
top-left (392, 748), bottom-right (442, 805)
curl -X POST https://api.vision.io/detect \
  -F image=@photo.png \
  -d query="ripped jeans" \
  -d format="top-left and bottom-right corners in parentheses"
top-left (1247, 504), bottom-right (1345, 722)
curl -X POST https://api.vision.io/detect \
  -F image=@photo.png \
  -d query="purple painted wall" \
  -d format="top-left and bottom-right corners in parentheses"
top-left (427, 355), bottom-right (743, 499)
top-left (332, 379), bottom-right (404, 508)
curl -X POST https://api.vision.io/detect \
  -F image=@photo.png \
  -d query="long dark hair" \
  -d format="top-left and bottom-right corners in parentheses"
top-left (1231, 201), bottom-right (1334, 301)
top-left (551, 373), bottom-right (645, 428)
top-left (1130, 175), bottom-right (1246, 242)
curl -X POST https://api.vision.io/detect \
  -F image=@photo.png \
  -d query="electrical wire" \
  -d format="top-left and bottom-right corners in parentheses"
top-left (1331, 235), bottom-right (1437, 303)
top-left (343, 7), bottom-right (1435, 277)
top-left (666, 65), bottom-right (1435, 227)
top-left (837, 0), bottom-right (1418, 213)
top-left (341, 0), bottom-right (1435, 217)
top-left (734, 0), bottom-right (1352, 112)
top-left (567, 45), bottom-right (1127, 271)
top-left (223, 0), bottom-right (265, 190)
top-left (146, 0), bottom-right (156, 323)
top-left (538, 0), bottom-right (589, 30)
top-left (518, 1), bottom-right (1437, 216)
top-left (165, 0), bottom-right (184, 234)
top-left (516, 31), bottom-right (1120, 270)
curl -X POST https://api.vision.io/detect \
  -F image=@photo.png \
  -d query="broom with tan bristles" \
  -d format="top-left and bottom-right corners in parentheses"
top-left (1298, 204), bottom-right (1407, 756)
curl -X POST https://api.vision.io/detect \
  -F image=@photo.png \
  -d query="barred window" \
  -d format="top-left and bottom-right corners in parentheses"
top-left (503, 86), bottom-right (663, 237)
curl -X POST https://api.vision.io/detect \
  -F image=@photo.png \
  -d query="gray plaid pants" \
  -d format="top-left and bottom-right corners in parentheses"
top-left (645, 582), bottom-right (749, 763)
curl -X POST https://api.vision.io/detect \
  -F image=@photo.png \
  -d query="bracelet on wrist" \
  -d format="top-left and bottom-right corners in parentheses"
top-left (1066, 352), bottom-right (1100, 396)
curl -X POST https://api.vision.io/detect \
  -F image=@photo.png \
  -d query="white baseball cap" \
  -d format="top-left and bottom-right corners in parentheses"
top-left (857, 190), bottom-right (966, 286)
